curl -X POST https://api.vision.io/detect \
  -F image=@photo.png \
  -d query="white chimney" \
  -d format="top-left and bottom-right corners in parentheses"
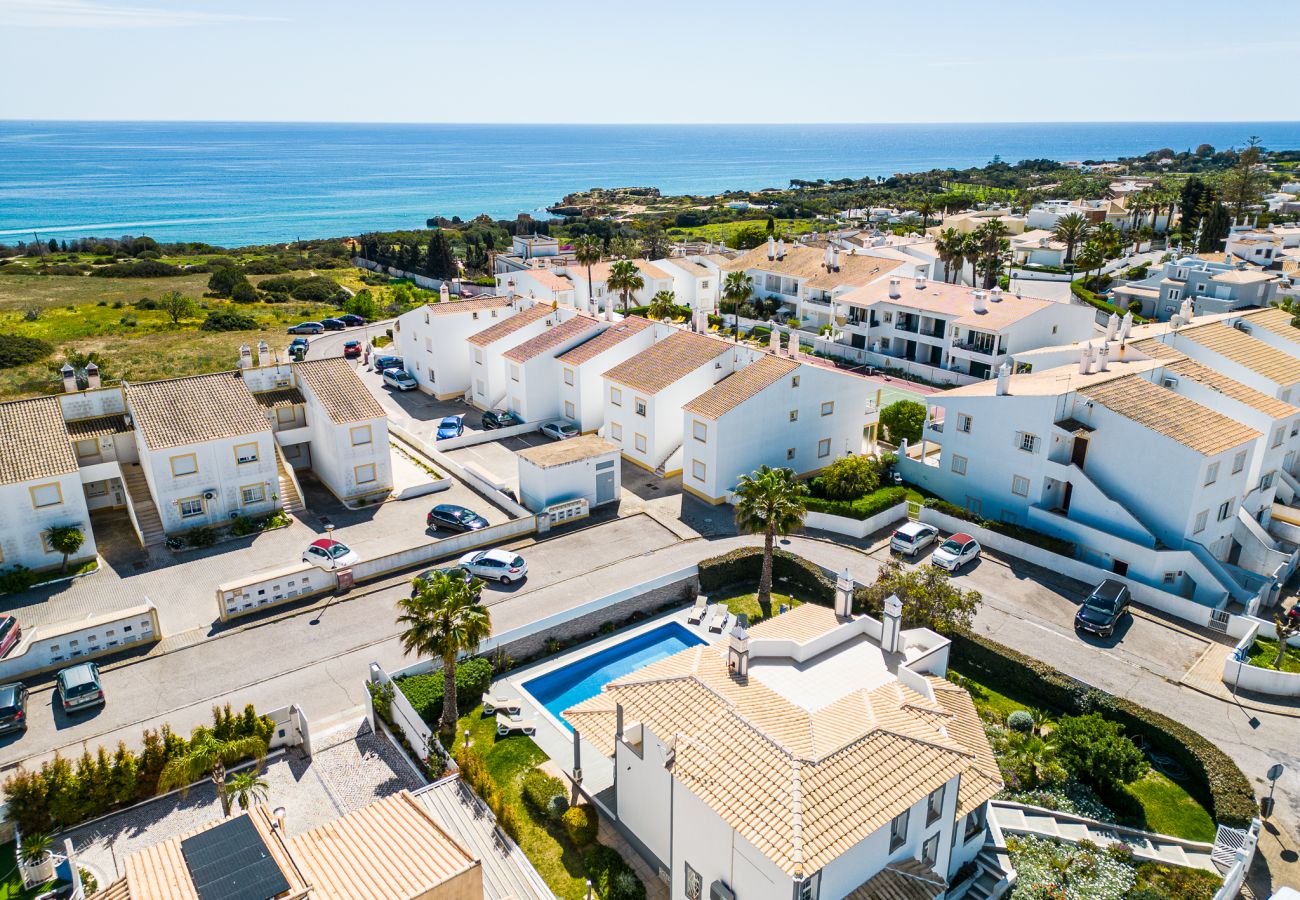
top-left (888, 277), bottom-right (901, 299)
top-left (1179, 299), bottom-right (1193, 322)
top-left (831, 246), bottom-right (840, 271)
top-left (1119, 310), bottom-right (1133, 342)
top-left (824, 244), bottom-right (834, 269)
top-left (989, 285), bottom-right (1003, 303)
top-left (767, 235), bottom-right (776, 260)
top-left (914, 273), bottom-right (925, 289)
top-left (769, 328), bottom-right (780, 353)
top-left (1079, 342), bottom-right (1092, 375)
top-left (439, 283), bottom-right (450, 303)
top-left (257, 340), bottom-right (271, 367)
top-left (881, 594), bottom-right (904, 655)
top-left (238, 344), bottom-right (253, 369)
top-left (1097, 340), bottom-right (1110, 372)
top-left (996, 362), bottom-right (1011, 396)
top-left (1105, 312), bottom-right (1119, 341)
top-left (727, 618), bottom-right (750, 677)
top-left (60, 364), bottom-right (77, 393)
top-left (85, 362), bottom-right (100, 390)
top-left (834, 568), bottom-right (854, 617)
top-left (973, 290), bottom-right (987, 314)
top-left (777, 238), bottom-right (786, 260)
top-left (605, 302), bottom-right (614, 323)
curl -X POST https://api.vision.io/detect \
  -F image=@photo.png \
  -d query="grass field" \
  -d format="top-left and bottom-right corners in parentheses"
top-left (0, 842), bottom-right (58, 899)
top-left (666, 217), bottom-right (823, 244)
top-left (1246, 635), bottom-right (1300, 673)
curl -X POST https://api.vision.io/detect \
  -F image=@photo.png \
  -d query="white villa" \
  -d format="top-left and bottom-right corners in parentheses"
top-left (395, 294), bottom-right (517, 398)
top-left (555, 316), bottom-right (660, 434)
top-left (502, 314), bottom-right (607, 423)
top-left (1114, 256), bottom-right (1280, 321)
top-left (467, 303), bottom-right (559, 412)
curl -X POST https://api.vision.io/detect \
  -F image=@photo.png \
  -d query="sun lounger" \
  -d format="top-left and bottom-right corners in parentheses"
top-left (482, 691), bottom-right (522, 716)
top-left (496, 712), bottom-right (537, 736)
top-left (686, 595), bottom-right (709, 625)
top-left (708, 609), bottom-right (731, 634)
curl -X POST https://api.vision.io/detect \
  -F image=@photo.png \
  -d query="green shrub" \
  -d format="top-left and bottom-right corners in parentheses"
top-left (949, 629), bottom-right (1256, 827)
top-left (1052, 713), bottom-right (1148, 795)
top-left (201, 310), bottom-right (258, 332)
top-left (879, 400), bottom-right (926, 444)
top-left (0, 565), bottom-right (36, 595)
top-left (231, 281), bottom-right (258, 303)
top-left (1007, 710), bottom-right (1034, 733)
top-left (698, 547), bottom-right (834, 603)
top-left (805, 486), bottom-right (907, 521)
top-left (562, 803), bottom-right (599, 846)
top-left (0, 334), bottom-right (53, 369)
top-left (1130, 861), bottom-right (1221, 900)
top-left (812, 454), bottom-right (880, 500)
top-left (521, 768), bottom-right (568, 821)
top-left (1070, 278), bottom-right (1147, 323)
top-left (89, 260), bottom-right (182, 278)
top-left (185, 526), bottom-right (217, 548)
top-left (585, 845), bottom-right (645, 900)
top-left (396, 657), bottom-right (494, 725)
top-left (922, 498), bottom-right (1074, 555)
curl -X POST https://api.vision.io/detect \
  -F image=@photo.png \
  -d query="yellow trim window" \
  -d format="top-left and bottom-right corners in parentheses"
top-left (610, 422), bottom-right (623, 442)
top-left (563, 368), bottom-right (575, 386)
top-left (178, 496), bottom-right (205, 518)
top-left (74, 438), bottom-right (99, 458)
top-left (817, 438), bottom-right (831, 458)
top-left (234, 442), bottom-right (259, 465)
top-left (564, 400), bottom-right (576, 419)
top-left (634, 433), bottom-right (647, 453)
top-left (355, 463), bottom-right (377, 485)
top-left (170, 453), bottom-right (198, 477)
top-left (351, 425), bottom-right (372, 447)
top-left (692, 459), bottom-right (706, 482)
top-left (692, 420), bottom-right (707, 443)
top-left (30, 483), bottom-right (64, 509)
top-left (610, 387), bottom-right (622, 407)
top-left (820, 401), bottom-right (834, 417)
top-left (240, 484), bottom-right (266, 505)
top-left (634, 397), bottom-right (647, 417)
top-left (276, 406), bottom-right (296, 425)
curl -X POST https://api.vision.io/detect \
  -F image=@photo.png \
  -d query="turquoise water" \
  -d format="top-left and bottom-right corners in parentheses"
top-left (523, 622), bottom-right (706, 731)
top-left (3, 121), bottom-right (1300, 246)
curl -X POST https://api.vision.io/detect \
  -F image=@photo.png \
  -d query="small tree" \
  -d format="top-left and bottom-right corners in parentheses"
top-left (158, 291), bottom-right (198, 325)
top-left (856, 558), bottom-right (980, 634)
top-left (606, 260), bottom-right (645, 315)
top-left (647, 290), bottom-right (677, 320)
top-left (1050, 713), bottom-right (1148, 795)
top-left (18, 830), bottom-right (52, 866)
top-left (733, 466), bottom-right (809, 617)
top-left (1273, 612), bottom-right (1300, 670)
top-left (156, 728), bottom-right (269, 818)
top-left (816, 454), bottom-right (880, 500)
top-left (224, 767), bottom-right (270, 813)
top-left (879, 400), bottom-right (926, 445)
top-left (230, 281), bottom-right (258, 304)
top-left (44, 525), bottom-right (84, 572)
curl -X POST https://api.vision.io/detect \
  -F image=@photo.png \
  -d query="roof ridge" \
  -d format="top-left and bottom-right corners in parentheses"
top-left (789, 758), bottom-right (805, 869)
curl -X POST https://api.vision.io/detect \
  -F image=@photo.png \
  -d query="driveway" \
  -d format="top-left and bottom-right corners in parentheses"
top-left (444, 432), bottom-right (552, 491)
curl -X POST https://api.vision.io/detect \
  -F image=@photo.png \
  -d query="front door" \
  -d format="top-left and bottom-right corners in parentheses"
top-left (1071, 436), bottom-right (1089, 469)
top-left (595, 467), bottom-right (616, 505)
top-left (1061, 481), bottom-right (1073, 513)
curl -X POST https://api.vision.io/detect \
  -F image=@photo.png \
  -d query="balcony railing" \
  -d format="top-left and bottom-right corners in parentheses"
top-left (894, 320), bottom-right (919, 334)
top-left (951, 340), bottom-right (997, 355)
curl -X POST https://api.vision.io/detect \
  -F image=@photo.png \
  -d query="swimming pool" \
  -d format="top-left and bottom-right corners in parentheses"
top-left (523, 622), bottom-right (706, 731)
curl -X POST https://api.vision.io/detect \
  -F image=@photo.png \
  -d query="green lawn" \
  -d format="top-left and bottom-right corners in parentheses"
top-left (1246, 635), bottom-right (1300, 673)
top-left (0, 843), bottom-right (58, 900)
top-left (949, 667), bottom-right (1034, 722)
top-left (665, 218), bottom-right (823, 244)
top-left (713, 589), bottom-right (810, 625)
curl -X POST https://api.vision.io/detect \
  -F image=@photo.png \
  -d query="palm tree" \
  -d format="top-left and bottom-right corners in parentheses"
top-left (916, 196), bottom-right (934, 233)
top-left (1093, 222), bottom-right (1122, 259)
top-left (18, 831), bottom-right (52, 867)
top-left (43, 525), bottom-right (84, 573)
top-left (648, 290), bottom-right (678, 320)
top-left (958, 232), bottom-right (981, 286)
top-left (606, 259), bottom-right (644, 316)
top-left (1074, 242), bottom-right (1105, 289)
top-left (225, 767), bottom-right (270, 813)
top-left (396, 570), bottom-right (492, 742)
top-left (572, 235), bottom-right (602, 313)
top-left (934, 228), bottom-right (964, 283)
top-left (1053, 212), bottom-right (1091, 265)
top-left (722, 271), bottom-right (753, 338)
top-left (973, 220), bottom-right (1010, 289)
top-left (157, 729), bottom-right (269, 817)
top-left (733, 466), bottom-right (809, 618)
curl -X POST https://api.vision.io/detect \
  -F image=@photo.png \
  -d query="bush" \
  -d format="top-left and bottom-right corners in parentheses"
top-left (201, 310), bottom-right (258, 332)
top-left (585, 845), bottom-right (645, 900)
top-left (812, 454), bottom-right (880, 500)
top-left (698, 547), bottom-right (834, 603)
top-left (949, 629), bottom-right (1256, 827)
top-left (1071, 278), bottom-right (1146, 323)
top-left (230, 281), bottom-right (258, 303)
top-left (562, 803), bottom-right (599, 846)
top-left (923, 498), bottom-right (1075, 555)
top-left (0, 333), bottom-right (52, 369)
top-left (185, 527), bottom-right (217, 548)
top-left (1130, 861), bottom-right (1221, 900)
top-left (521, 768), bottom-right (568, 821)
top-left (0, 565), bottom-right (37, 595)
top-left (89, 260), bottom-right (182, 278)
top-left (1052, 713), bottom-right (1148, 795)
top-left (396, 657), bottom-right (494, 725)
top-left (290, 276), bottom-right (343, 303)
top-left (805, 486), bottom-right (906, 521)
top-left (258, 275), bottom-right (299, 294)
top-left (1007, 710), bottom-right (1035, 733)
top-left (879, 400), bottom-right (926, 445)
top-left (207, 266), bottom-right (247, 297)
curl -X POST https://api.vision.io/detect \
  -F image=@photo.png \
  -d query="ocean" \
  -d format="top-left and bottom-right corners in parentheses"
top-left (2, 121), bottom-right (1299, 247)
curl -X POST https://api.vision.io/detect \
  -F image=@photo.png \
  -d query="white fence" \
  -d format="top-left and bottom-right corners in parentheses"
top-left (390, 422), bottom-right (533, 520)
top-left (804, 500), bottom-right (909, 540)
top-left (1223, 619), bottom-right (1300, 697)
top-left (433, 418), bottom-right (548, 451)
top-left (808, 338), bottom-right (982, 387)
top-left (368, 661), bottom-right (440, 772)
top-left (353, 258), bottom-right (493, 296)
top-left (0, 602), bottom-right (160, 681)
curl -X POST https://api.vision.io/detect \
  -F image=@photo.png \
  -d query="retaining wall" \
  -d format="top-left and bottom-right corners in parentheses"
top-left (1223, 619), bottom-right (1300, 697)
top-left (0, 602), bottom-right (160, 682)
top-left (804, 500), bottom-right (909, 540)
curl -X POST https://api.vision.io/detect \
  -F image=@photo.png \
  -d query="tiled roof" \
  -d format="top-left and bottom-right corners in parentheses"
top-left (427, 295), bottom-right (511, 316)
top-left (602, 330), bottom-right (729, 394)
top-left (520, 269), bottom-right (573, 292)
top-left (503, 315), bottom-right (603, 363)
top-left (683, 355), bottom-right (799, 419)
top-left (1211, 268), bottom-right (1277, 284)
top-left (125, 372), bottom-right (269, 451)
top-left (1164, 358), bottom-right (1300, 418)
top-left (65, 413), bottom-right (131, 440)
top-left (467, 303), bottom-right (553, 347)
top-left (0, 397), bottom-right (79, 485)
top-left (557, 316), bottom-right (654, 366)
top-left (838, 279), bottom-right (1054, 330)
top-left (724, 244), bottom-right (903, 291)
top-left (1129, 337), bottom-right (1185, 361)
top-left (1079, 374), bottom-right (1260, 456)
top-left (940, 357), bottom-right (1162, 398)
top-left (658, 257), bottom-right (712, 278)
top-left (1180, 321), bottom-right (1300, 385)
top-left (294, 357), bottom-right (385, 424)
top-left (1240, 307), bottom-right (1300, 344)
top-left (251, 387), bottom-right (305, 409)
top-left (516, 434), bottom-right (619, 468)
top-left (845, 858), bottom-right (947, 900)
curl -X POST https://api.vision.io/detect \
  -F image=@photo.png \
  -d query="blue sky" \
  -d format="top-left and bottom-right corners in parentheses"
top-left (1, 0), bottom-right (1296, 123)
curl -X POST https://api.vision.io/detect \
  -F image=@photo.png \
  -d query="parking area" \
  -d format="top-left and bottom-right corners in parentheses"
top-left (442, 432), bottom-right (551, 493)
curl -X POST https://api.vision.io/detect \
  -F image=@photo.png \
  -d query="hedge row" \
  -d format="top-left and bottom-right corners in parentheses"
top-left (805, 486), bottom-right (907, 521)
top-left (586, 844), bottom-right (646, 900)
top-left (1070, 278), bottom-right (1149, 323)
top-left (924, 498), bottom-right (1075, 556)
top-left (396, 657), bottom-right (494, 726)
top-left (949, 629), bottom-right (1256, 827)
top-left (698, 547), bottom-right (835, 604)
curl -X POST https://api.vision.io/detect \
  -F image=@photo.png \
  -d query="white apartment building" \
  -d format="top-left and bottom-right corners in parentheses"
top-left (653, 256), bottom-right (722, 311)
top-left (1114, 257), bottom-right (1280, 321)
top-left (681, 355), bottom-right (875, 503)
top-left (1010, 230), bottom-right (1069, 269)
top-left (601, 331), bottom-right (738, 476)
top-left (467, 303), bottom-right (558, 412)
top-left (394, 295), bottom-right (516, 398)
top-left (290, 357), bottom-right (393, 505)
top-left (566, 259), bottom-right (675, 314)
top-left (555, 316), bottom-right (659, 433)
top-left (496, 267), bottom-right (577, 308)
top-left (565, 598), bottom-right (1002, 900)
top-left (501, 314), bottom-right (607, 423)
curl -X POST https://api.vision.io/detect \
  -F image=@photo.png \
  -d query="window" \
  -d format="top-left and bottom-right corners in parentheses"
top-left (693, 421), bottom-right (707, 442)
top-left (1233, 450), bottom-right (1247, 474)
top-left (791, 375), bottom-right (801, 388)
top-left (170, 454), bottom-right (198, 477)
top-left (474, 349), bottom-right (483, 364)
top-left (355, 463), bottom-right (377, 485)
top-left (926, 786), bottom-right (945, 825)
top-left (74, 438), bottom-right (99, 458)
top-left (820, 401), bottom-right (834, 416)
top-left (692, 460), bottom-right (706, 482)
top-left (889, 809), bottom-right (910, 853)
top-left (786, 447), bottom-right (796, 461)
top-left (1217, 500), bottom-right (1232, 522)
top-left (1016, 432), bottom-right (1039, 453)
top-left (276, 406), bottom-right (296, 425)
top-left (1194, 509), bottom-right (1208, 533)
top-left (796, 875), bottom-right (818, 900)
top-left (1169, 288), bottom-right (1181, 301)
top-left (818, 438), bottom-right (831, 458)
top-left (475, 379), bottom-right (486, 396)
top-left (610, 387), bottom-right (622, 407)
top-left (951, 454), bottom-right (968, 476)
top-left (510, 365), bottom-right (520, 382)
top-left (956, 413), bottom-right (972, 434)
top-left (634, 397), bottom-right (647, 417)
top-left (241, 484), bottom-right (266, 505)
top-left (610, 422), bottom-right (623, 441)
top-left (1163, 572), bottom-right (1177, 585)
top-left (234, 442), bottom-right (259, 464)
top-left (351, 425), bottom-right (372, 446)
top-left (85, 481), bottom-right (108, 497)
top-left (30, 483), bottom-right (63, 509)
top-left (921, 832), bottom-right (940, 869)
top-left (564, 401), bottom-right (576, 419)
top-left (1274, 426), bottom-right (1285, 449)
top-left (1261, 471), bottom-right (1275, 491)
top-left (1011, 475), bottom-right (1030, 497)
top-left (634, 433), bottom-right (647, 453)
top-left (1204, 462), bottom-right (1219, 485)
top-left (683, 863), bottom-right (703, 900)
top-left (563, 368), bottom-right (575, 386)
top-left (789, 409), bottom-right (799, 422)
top-left (179, 497), bottom-right (204, 518)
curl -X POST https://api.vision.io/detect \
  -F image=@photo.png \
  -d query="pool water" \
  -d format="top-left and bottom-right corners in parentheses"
top-left (523, 622), bottom-right (706, 731)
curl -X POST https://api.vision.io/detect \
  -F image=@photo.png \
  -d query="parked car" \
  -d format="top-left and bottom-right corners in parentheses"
top-left (289, 336), bottom-right (309, 348)
top-left (1075, 579), bottom-right (1131, 637)
top-left (57, 662), bottom-right (104, 713)
top-left (410, 565), bottom-right (472, 596)
top-left (930, 533), bottom-right (981, 572)
top-left (436, 415), bottom-right (465, 440)
top-left (320, 318), bottom-right (346, 331)
top-left (428, 503), bottom-right (488, 533)
top-left (289, 345), bottom-right (307, 362)
top-left (458, 548), bottom-right (528, 584)
top-left (302, 538), bottom-right (359, 570)
top-left (338, 314), bottom-right (367, 327)
top-left (373, 355), bottom-right (403, 373)
top-left (288, 322), bottom-right (324, 335)
top-left (343, 340), bottom-right (362, 359)
top-left (541, 422), bottom-right (579, 441)
top-left (890, 522), bottom-right (939, 557)
top-left (481, 409), bottom-right (522, 430)
top-left (382, 369), bottom-right (418, 391)
top-left (0, 683), bottom-right (27, 734)
top-left (0, 616), bottom-right (21, 658)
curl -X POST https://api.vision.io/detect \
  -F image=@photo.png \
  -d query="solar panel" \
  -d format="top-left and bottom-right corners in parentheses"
top-left (180, 815), bottom-right (290, 900)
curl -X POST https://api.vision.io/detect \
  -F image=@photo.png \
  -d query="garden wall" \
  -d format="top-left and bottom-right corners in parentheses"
top-left (1223, 620), bottom-right (1300, 697)
top-left (0, 602), bottom-right (159, 682)
top-left (804, 500), bottom-right (908, 539)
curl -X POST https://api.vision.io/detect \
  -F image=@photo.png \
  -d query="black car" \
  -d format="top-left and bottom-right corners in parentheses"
top-left (428, 503), bottom-right (489, 532)
top-left (374, 355), bottom-right (403, 373)
top-left (481, 409), bottom-right (522, 430)
top-left (410, 565), bottom-right (472, 596)
top-left (0, 683), bottom-right (27, 735)
top-left (339, 314), bottom-right (366, 327)
top-left (1075, 579), bottom-right (1131, 637)
top-left (321, 318), bottom-right (346, 331)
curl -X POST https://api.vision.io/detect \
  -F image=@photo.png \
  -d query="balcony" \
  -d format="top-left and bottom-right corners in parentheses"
top-left (894, 320), bottom-right (919, 334)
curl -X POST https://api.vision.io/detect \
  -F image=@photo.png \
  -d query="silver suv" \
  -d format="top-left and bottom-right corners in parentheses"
top-left (890, 522), bottom-right (939, 557)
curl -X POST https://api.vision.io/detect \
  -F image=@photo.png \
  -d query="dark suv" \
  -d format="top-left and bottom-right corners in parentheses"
top-left (0, 683), bottom-right (28, 735)
top-left (1075, 579), bottom-right (1131, 637)
top-left (428, 504), bottom-right (488, 533)
top-left (481, 409), bottom-right (522, 430)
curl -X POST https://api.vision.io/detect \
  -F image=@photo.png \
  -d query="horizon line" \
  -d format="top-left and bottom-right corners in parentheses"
top-left (3, 118), bottom-right (1300, 128)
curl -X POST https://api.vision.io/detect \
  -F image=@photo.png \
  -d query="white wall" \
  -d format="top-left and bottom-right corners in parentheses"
top-left (518, 451), bottom-right (620, 512)
top-left (470, 316), bottom-right (555, 411)
top-left (0, 472), bottom-right (96, 571)
top-left (135, 430), bottom-right (279, 533)
top-left (669, 779), bottom-right (792, 900)
top-left (604, 356), bottom-right (734, 474)
top-left (396, 304), bottom-right (517, 398)
top-left (616, 725), bottom-right (674, 868)
top-left (560, 329), bottom-right (659, 434)
top-left (302, 408), bottom-right (392, 502)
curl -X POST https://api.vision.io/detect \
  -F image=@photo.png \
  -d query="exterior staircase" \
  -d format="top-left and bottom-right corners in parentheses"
top-left (654, 441), bottom-right (683, 477)
top-left (962, 847), bottom-right (1011, 900)
top-left (121, 464), bottom-right (165, 546)
top-left (275, 448), bottom-right (306, 515)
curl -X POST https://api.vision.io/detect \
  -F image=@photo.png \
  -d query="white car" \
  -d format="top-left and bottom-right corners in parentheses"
top-left (457, 548), bottom-right (528, 584)
top-left (302, 538), bottom-right (359, 570)
top-left (930, 533), bottom-right (981, 572)
top-left (382, 369), bottom-right (418, 391)
top-left (540, 422), bottom-right (579, 441)
top-left (890, 521), bottom-right (939, 557)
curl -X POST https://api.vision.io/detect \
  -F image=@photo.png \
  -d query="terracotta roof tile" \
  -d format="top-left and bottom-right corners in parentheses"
top-left (294, 357), bottom-right (385, 424)
top-left (845, 858), bottom-right (947, 900)
top-left (1180, 321), bottom-right (1300, 384)
top-left (1079, 374), bottom-right (1260, 455)
top-left (125, 372), bottom-right (269, 451)
top-left (0, 397), bottom-right (79, 485)
top-left (557, 316), bottom-right (654, 366)
top-left (427, 295), bottom-right (511, 316)
top-left (503, 315), bottom-right (603, 363)
top-left (467, 304), bottom-right (553, 347)
top-left (603, 330), bottom-right (730, 394)
top-left (683, 355), bottom-right (800, 419)
top-left (724, 244), bottom-right (903, 291)
top-left (1165, 358), bottom-right (1300, 418)
top-left (1241, 306), bottom-right (1300, 344)
top-left (64, 413), bottom-right (131, 440)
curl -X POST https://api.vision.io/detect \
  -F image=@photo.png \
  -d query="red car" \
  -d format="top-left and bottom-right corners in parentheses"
top-left (343, 340), bottom-right (362, 359)
top-left (0, 617), bottom-right (21, 658)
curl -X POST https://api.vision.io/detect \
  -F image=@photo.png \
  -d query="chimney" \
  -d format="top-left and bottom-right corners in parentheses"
top-left (831, 246), bottom-right (840, 271)
top-left (1179, 299), bottom-right (1193, 322)
top-left (989, 285), bottom-right (1003, 302)
top-left (777, 238), bottom-right (786, 260)
top-left (439, 283), bottom-right (450, 303)
top-left (824, 244), bottom-right (834, 270)
top-left (1097, 340), bottom-right (1110, 372)
top-left (60, 363), bottom-right (77, 393)
top-left (1105, 312), bottom-right (1119, 342)
top-left (1119, 310), bottom-right (1133, 342)
top-left (973, 290), bottom-right (987, 314)
top-left (996, 362), bottom-right (1011, 396)
top-left (257, 340), bottom-right (271, 367)
top-left (767, 235), bottom-right (776, 260)
top-left (615, 703), bottom-right (624, 742)
top-left (881, 594), bottom-right (904, 654)
top-left (727, 616), bottom-right (750, 677)
top-left (914, 273), bottom-right (925, 289)
top-left (1079, 342), bottom-right (1092, 375)
top-left (85, 362), bottom-right (100, 390)
top-left (834, 567), bottom-right (854, 617)
top-left (769, 328), bottom-right (780, 353)
top-left (238, 344), bottom-right (253, 369)
top-left (888, 277), bottom-right (901, 299)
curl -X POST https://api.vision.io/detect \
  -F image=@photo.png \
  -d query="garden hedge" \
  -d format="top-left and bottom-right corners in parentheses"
top-left (949, 629), bottom-right (1256, 827)
top-left (698, 547), bottom-right (835, 604)
top-left (806, 486), bottom-right (907, 521)
top-left (396, 657), bottom-right (494, 726)
top-left (585, 844), bottom-right (646, 900)
top-left (924, 498), bottom-right (1075, 556)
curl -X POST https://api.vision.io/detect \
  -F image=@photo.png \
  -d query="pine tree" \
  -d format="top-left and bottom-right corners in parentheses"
top-left (426, 230), bottom-right (456, 280)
